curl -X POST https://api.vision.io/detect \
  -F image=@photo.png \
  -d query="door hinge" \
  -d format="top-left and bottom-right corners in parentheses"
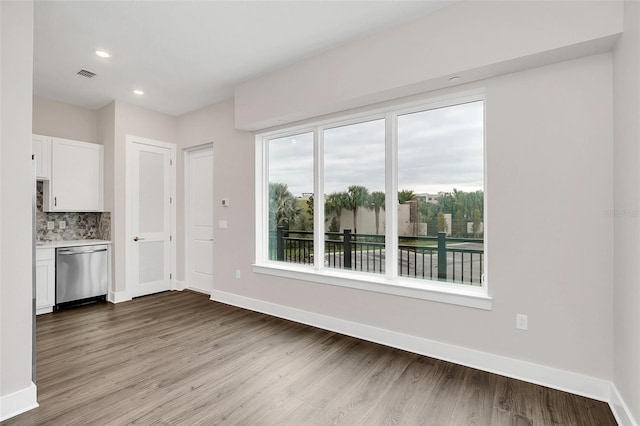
top-left (170, 159), bottom-right (173, 166)
top-left (170, 235), bottom-right (172, 242)
top-left (170, 273), bottom-right (172, 279)
top-left (170, 197), bottom-right (172, 204)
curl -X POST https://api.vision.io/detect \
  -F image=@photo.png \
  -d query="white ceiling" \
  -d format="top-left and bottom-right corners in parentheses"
top-left (33, 1), bottom-right (453, 117)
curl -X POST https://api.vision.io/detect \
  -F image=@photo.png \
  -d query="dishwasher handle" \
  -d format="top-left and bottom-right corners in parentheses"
top-left (57, 248), bottom-right (108, 255)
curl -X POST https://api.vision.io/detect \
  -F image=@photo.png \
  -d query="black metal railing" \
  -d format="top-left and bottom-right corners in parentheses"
top-left (271, 228), bottom-right (483, 285)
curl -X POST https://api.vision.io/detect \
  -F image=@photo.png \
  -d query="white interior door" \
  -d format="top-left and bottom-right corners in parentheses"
top-left (186, 145), bottom-right (214, 293)
top-left (127, 138), bottom-right (175, 298)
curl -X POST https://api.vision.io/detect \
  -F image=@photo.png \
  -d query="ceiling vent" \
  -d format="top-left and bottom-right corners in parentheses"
top-left (77, 69), bottom-right (96, 78)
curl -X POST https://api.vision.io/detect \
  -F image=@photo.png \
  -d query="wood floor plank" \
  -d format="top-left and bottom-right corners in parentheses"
top-left (1, 290), bottom-right (617, 426)
top-left (448, 368), bottom-right (498, 426)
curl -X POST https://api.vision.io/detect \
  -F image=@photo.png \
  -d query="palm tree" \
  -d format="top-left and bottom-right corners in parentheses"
top-left (269, 183), bottom-right (300, 229)
top-left (325, 191), bottom-right (349, 229)
top-left (369, 191), bottom-right (385, 235)
top-left (346, 185), bottom-right (369, 234)
top-left (398, 189), bottom-right (417, 204)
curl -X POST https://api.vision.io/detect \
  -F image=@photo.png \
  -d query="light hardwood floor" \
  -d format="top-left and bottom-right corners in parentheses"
top-left (3, 290), bottom-right (616, 425)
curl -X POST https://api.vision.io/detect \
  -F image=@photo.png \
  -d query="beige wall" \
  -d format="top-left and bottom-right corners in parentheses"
top-left (235, 1), bottom-right (622, 130)
top-left (5, 1), bottom-right (635, 422)
top-left (32, 97), bottom-right (98, 143)
top-left (111, 102), bottom-right (178, 293)
top-left (176, 99), bottom-right (253, 281)
top-left (178, 53), bottom-right (615, 383)
top-left (613, 0), bottom-right (640, 422)
top-left (33, 98), bottom-right (178, 297)
top-left (97, 102), bottom-right (115, 212)
top-left (0, 0), bottom-right (36, 418)
top-left (228, 0), bottom-right (624, 391)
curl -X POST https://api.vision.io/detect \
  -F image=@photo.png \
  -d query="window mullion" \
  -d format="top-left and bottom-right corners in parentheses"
top-left (255, 136), bottom-right (267, 263)
top-left (314, 128), bottom-right (325, 271)
top-left (385, 113), bottom-right (398, 280)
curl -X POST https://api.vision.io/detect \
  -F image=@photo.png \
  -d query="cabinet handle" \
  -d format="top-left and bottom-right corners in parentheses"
top-left (54, 196), bottom-right (57, 207)
top-left (133, 236), bottom-right (145, 242)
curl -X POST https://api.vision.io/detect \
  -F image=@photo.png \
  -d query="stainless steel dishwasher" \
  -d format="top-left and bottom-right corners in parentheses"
top-left (56, 244), bottom-right (108, 308)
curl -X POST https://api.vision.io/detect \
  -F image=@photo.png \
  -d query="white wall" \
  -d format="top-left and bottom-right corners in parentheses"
top-left (235, 1), bottom-right (622, 130)
top-left (0, 0), bottom-right (37, 420)
top-left (613, 0), bottom-right (640, 423)
top-left (32, 97), bottom-right (98, 143)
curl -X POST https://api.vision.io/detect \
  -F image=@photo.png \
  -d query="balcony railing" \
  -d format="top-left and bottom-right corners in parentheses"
top-left (271, 228), bottom-right (484, 285)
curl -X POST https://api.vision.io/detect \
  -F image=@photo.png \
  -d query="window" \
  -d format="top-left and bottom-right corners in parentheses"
top-left (324, 119), bottom-right (385, 274)
top-left (256, 95), bottom-right (489, 309)
top-left (267, 132), bottom-right (313, 263)
top-left (397, 101), bottom-right (484, 284)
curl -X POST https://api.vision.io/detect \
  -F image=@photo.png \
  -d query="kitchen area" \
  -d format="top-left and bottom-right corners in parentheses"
top-left (33, 134), bottom-right (111, 315)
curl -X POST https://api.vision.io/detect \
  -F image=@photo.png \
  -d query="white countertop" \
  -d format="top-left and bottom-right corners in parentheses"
top-left (36, 239), bottom-right (111, 249)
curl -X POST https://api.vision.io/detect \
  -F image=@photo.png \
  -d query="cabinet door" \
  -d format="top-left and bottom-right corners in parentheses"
top-left (49, 138), bottom-right (103, 211)
top-left (35, 249), bottom-right (55, 314)
top-left (32, 134), bottom-right (52, 180)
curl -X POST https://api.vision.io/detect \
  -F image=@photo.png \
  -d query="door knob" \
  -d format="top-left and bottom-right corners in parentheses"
top-left (133, 236), bottom-right (145, 241)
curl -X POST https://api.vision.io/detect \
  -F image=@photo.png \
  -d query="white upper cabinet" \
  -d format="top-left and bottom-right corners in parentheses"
top-left (44, 137), bottom-right (104, 212)
top-left (32, 134), bottom-right (52, 180)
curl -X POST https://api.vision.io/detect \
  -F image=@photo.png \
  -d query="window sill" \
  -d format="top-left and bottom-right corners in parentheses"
top-left (252, 263), bottom-right (492, 310)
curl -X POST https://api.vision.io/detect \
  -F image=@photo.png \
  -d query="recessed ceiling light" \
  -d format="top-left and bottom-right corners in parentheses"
top-left (133, 89), bottom-right (144, 95)
top-left (95, 50), bottom-right (111, 58)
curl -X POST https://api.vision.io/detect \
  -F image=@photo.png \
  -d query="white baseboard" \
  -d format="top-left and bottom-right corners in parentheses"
top-left (175, 280), bottom-right (187, 291)
top-left (36, 306), bottom-right (53, 315)
top-left (179, 280), bottom-right (212, 296)
top-left (108, 290), bottom-right (131, 304)
top-left (187, 286), bottom-right (212, 296)
top-left (210, 290), bottom-right (613, 404)
top-left (610, 383), bottom-right (638, 426)
top-left (0, 382), bottom-right (38, 422)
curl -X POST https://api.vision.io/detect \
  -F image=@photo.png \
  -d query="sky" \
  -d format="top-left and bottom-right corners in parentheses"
top-left (268, 100), bottom-right (484, 197)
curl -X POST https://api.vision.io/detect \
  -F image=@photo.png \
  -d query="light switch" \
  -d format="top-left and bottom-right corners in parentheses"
top-left (47, 221), bottom-right (55, 230)
top-left (218, 220), bottom-right (228, 229)
top-left (59, 221), bottom-right (66, 230)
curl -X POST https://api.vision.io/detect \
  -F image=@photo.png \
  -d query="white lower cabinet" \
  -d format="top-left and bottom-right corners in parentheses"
top-left (35, 248), bottom-right (55, 315)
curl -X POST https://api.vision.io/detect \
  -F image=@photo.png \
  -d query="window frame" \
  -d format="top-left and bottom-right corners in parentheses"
top-left (254, 91), bottom-right (491, 310)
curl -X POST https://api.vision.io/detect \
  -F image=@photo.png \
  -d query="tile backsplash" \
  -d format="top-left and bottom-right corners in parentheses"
top-left (36, 181), bottom-right (111, 241)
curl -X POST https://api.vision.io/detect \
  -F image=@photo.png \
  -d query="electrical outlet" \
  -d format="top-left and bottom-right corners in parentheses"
top-left (47, 221), bottom-right (55, 230)
top-left (59, 221), bottom-right (66, 230)
top-left (516, 314), bottom-right (528, 330)
top-left (235, 269), bottom-right (241, 279)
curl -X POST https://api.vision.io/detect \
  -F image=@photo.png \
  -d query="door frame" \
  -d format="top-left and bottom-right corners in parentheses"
top-left (183, 143), bottom-right (214, 295)
top-left (125, 135), bottom-right (177, 297)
